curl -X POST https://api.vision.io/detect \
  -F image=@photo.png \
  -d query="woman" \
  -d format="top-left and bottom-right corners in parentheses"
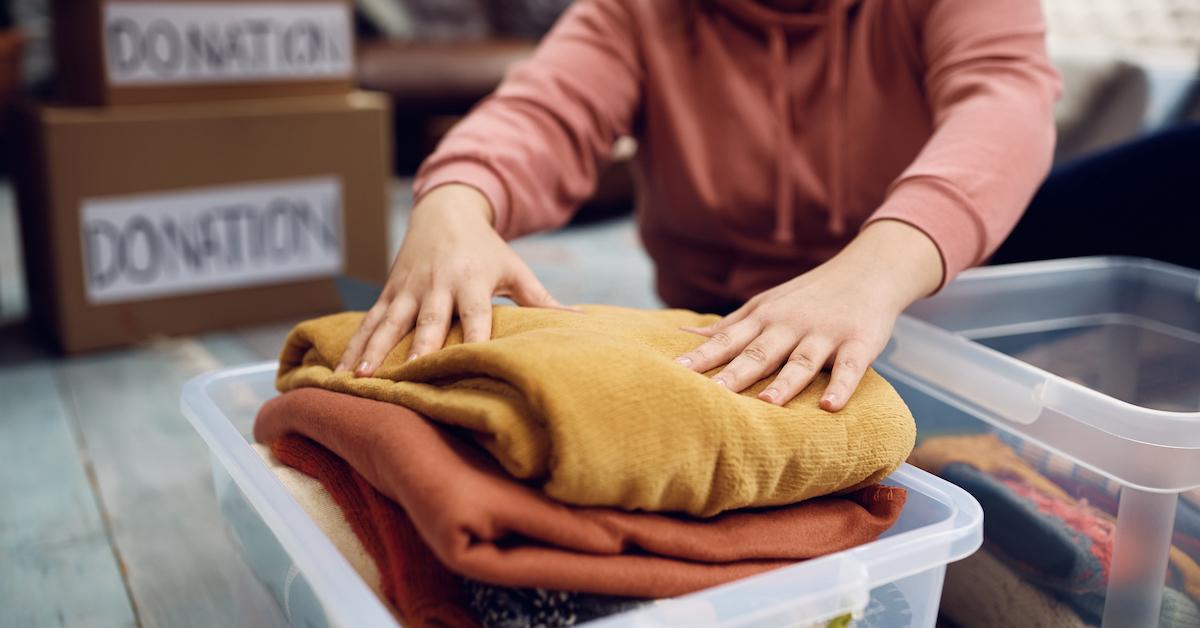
top-left (338, 0), bottom-right (1060, 411)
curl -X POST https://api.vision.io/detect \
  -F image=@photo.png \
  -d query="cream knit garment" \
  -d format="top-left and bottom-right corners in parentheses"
top-left (251, 444), bottom-right (389, 604)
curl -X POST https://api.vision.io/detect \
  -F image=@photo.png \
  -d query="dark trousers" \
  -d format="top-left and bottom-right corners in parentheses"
top-left (991, 122), bottom-right (1200, 269)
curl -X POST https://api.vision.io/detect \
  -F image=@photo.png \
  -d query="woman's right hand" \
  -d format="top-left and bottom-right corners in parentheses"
top-left (337, 183), bottom-right (572, 377)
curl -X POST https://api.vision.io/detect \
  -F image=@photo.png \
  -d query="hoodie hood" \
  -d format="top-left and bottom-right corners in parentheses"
top-left (707, 0), bottom-right (855, 242)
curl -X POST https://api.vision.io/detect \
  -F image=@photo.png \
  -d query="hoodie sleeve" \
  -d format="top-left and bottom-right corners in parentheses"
top-left (865, 0), bottom-right (1061, 288)
top-left (413, 0), bottom-right (642, 239)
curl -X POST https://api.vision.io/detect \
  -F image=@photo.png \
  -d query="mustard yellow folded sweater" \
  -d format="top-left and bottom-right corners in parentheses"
top-left (276, 305), bottom-right (915, 517)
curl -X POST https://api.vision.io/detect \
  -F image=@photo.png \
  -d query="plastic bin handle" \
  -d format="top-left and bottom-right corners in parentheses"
top-left (883, 316), bottom-right (1046, 425)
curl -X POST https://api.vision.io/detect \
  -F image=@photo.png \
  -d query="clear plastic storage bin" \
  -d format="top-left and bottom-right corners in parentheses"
top-left (875, 257), bottom-right (1200, 628)
top-left (182, 362), bottom-right (982, 627)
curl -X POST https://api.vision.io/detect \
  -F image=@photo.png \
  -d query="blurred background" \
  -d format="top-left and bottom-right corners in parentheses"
top-left (0, 1), bottom-right (1197, 626)
top-left (2, 0), bottom-right (1200, 347)
top-left (2, 0), bottom-right (1200, 349)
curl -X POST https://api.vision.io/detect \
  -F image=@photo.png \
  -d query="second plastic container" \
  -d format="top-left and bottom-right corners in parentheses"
top-left (875, 257), bottom-right (1200, 628)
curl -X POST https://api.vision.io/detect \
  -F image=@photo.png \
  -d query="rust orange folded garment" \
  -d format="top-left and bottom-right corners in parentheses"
top-left (276, 306), bottom-right (916, 516)
top-left (271, 435), bottom-right (478, 628)
top-left (254, 388), bottom-right (907, 598)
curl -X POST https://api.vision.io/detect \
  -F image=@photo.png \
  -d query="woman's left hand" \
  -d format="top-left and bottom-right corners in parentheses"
top-left (675, 220), bottom-right (944, 411)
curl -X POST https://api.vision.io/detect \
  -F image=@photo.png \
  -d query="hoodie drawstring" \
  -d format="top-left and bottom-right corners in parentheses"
top-left (825, 0), bottom-right (847, 236)
top-left (768, 26), bottom-right (795, 244)
top-left (735, 0), bottom-right (848, 243)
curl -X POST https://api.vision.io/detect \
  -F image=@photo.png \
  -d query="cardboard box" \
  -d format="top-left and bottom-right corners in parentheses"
top-left (53, 0), bottom-right (355, 106)
top-left (15, 91), bottom-right (391, 353)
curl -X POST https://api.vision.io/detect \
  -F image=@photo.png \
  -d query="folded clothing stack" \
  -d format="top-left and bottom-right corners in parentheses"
top-left (254, 305), bottom-right (918, 627)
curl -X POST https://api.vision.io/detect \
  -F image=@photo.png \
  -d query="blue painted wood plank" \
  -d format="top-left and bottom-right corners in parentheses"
top-left (55, 338), bottom-right (288, 628)
top-left (0, 363), bottom-right (137, 628)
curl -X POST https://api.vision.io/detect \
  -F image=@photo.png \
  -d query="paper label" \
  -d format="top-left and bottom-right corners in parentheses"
top-left (103, 2), bottom-right (353, 85)
top-left (81, 177), bottom-right (344, 304)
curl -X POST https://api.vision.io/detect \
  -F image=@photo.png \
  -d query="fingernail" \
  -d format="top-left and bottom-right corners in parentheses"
top-left (713, 377), bottom-right (727, 388)
top-left (356, 361), bottom-right (370, 374)
top-left (821, 393), bottom-right (838, 409)
top-left (406, 353), bottom-right (418, 362)
top-left (675, 357), bottom-right (692, 367)
top-left (760, 387), bottom-right (778, 401)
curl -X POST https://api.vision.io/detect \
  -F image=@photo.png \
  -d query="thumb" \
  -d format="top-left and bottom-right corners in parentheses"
top-left (506, 265), bottom-right (576, 311)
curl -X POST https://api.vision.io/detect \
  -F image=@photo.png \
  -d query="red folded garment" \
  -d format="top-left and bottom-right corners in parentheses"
top-left (272, 435), bottom-right (478, 628)
top-left (254, 388), bottom-right (907, 598)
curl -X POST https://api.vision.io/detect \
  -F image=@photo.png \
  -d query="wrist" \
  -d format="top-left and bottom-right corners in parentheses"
top-left (412, 183), bottom-right (495, 227)
top-left (833, 220), bottom-right (943, 308)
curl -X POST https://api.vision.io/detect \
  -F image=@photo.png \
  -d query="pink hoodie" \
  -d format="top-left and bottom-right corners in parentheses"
top-left (415, 0), bottom-right (1060, 310)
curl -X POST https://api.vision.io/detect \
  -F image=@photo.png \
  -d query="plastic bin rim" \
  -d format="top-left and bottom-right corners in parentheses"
top-left (948, 255), bottom-right (1198, 282)
top-left (181, 362), bottom-right (984, 627)
top-left (890, 256), bottom-right (1200, 442)
top-left (891, 314), bottom-right (1200, 422)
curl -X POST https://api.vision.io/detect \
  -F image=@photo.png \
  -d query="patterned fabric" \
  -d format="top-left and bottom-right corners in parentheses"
top-left (999, 433), bottom-right (1200, 564)
top-left (941, 463), bottom-right (1108, 596)
top-left (1004, 432), bottom-right (1200, 521)
top-left (1000, 434), bottom-right (1124, 508)
top-left (465, 581), bottom-right (645, 628)
top-left (940, 462), bottom-right (1200, 626)
top-left (464, 581), bottom-right (908, 628)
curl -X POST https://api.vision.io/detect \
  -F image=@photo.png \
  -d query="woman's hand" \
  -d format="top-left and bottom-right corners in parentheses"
top-left (675, 220), bottom-right (943, 411)
top-left (338, 183), bottom-right (571, 377)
